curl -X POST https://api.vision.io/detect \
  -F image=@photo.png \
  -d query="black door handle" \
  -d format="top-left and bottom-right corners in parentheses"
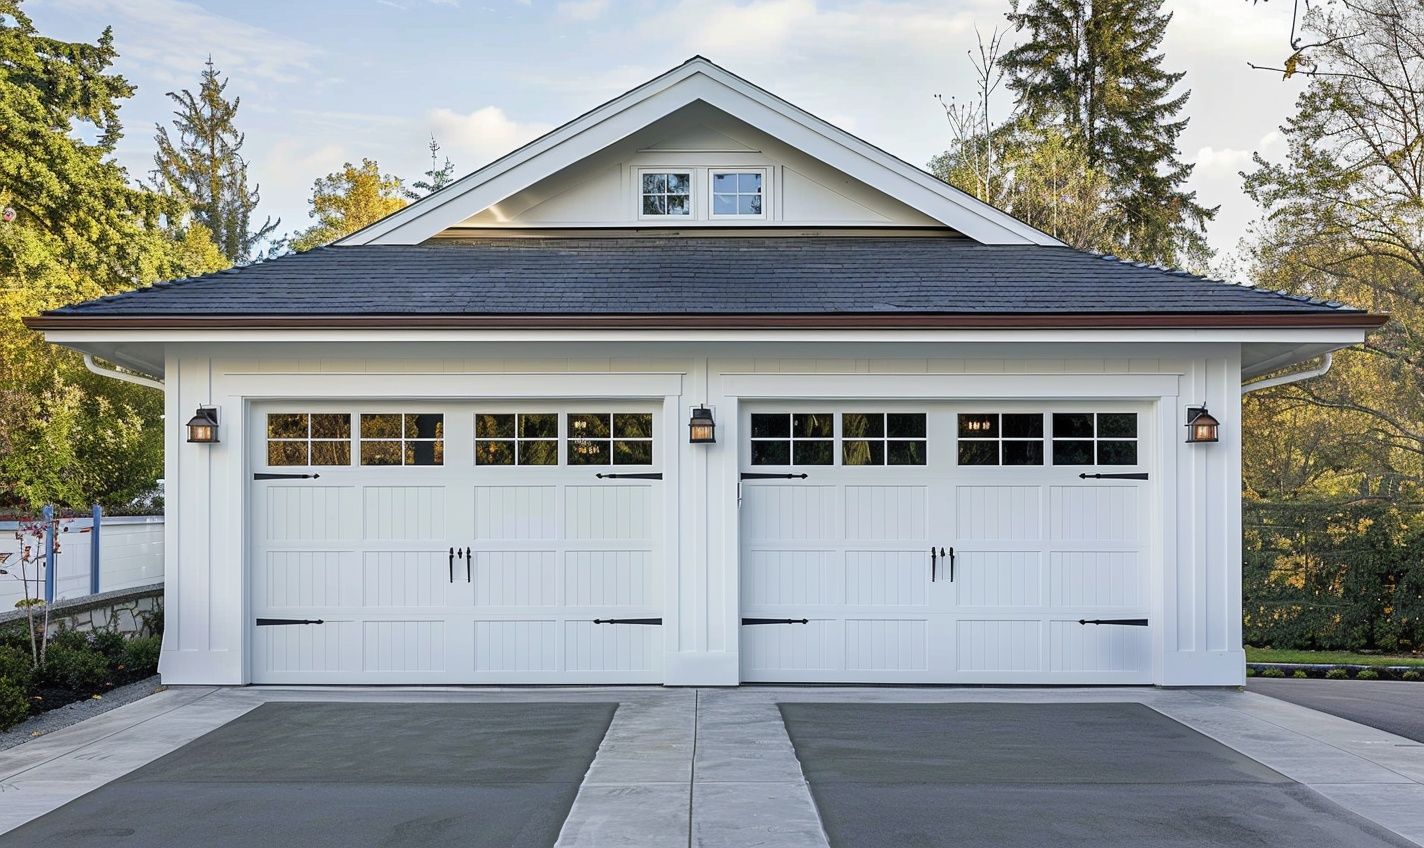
top-left (946, 547), bottom-right (954, 582)
top-left (448, 547), bottom-right (454, 583)
top-left (930, 546), bottom-right (937, 582)
top-left (466, 546), bottom-right (472, 583)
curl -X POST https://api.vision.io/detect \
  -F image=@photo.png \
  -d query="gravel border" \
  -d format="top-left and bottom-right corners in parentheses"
top-left (0, 676), bottom-right (163, 752)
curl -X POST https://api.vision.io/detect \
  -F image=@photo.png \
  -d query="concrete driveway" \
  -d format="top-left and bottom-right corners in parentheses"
top-left (1250, 678), bottom-right (1424, 743)
top-left (1, 685), bottom-right (1423, 847)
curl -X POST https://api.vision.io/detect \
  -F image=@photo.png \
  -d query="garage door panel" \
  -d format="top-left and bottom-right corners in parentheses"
top-left (255, 620), bottom-right (361, 675)
top-left (844, 486), bottom-right (926, 541)
top-left (471, 551), bottom-right (558, 606)
top-left (362, 486), bottom-right (446, 541)
top-left (744, 550), bottom-right (843, 606)
top-left (563, 620), bottom-right (659, 672)
top-left (473, 485), bottom-right (557, 540)
top-left (955, 551), bottom-right (1042, 607)
top-left (956, 620), bottom-right (1043, 672)
top-left (1049, 620), bottom-right (1150, 672)
top-left (742, 619), bottom-right (841, 674)
top-left (473, 620), bottom-right (558, 671)
top-left (259, 550), bottom-right (358, 608)
top-left (1049, 552), bottom-right (1142, 608)
top-left (955, 486), bottom-right (1042, 541)
top-left (845, 619), bottom-right (928, 671)
top-left (1050, 486), bottom-right (1142, 542)
top-left (743, 485), bottom-right (837, 541)
top-left (844, 551), bottom-right (928, 606)
top-left (364, 550), bottom-right (456, 607)
top-left (565, 485), bottom-right (653, 540)
top-left (265, 486), bottom-right (358, 542)
top-left (363, 620), bottom-right (445, 672)
top-left (564, 551), bottom-right (653, 606)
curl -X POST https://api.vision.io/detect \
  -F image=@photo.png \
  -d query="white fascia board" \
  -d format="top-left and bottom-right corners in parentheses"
top-left (339, 60), bottom-right (1059, 246)
top-left (39, 327), bottom-right (1369, 346)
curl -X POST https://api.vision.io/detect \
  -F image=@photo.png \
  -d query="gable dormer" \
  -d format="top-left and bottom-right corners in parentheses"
top-left (339, 57), bottom-right (1061, 246)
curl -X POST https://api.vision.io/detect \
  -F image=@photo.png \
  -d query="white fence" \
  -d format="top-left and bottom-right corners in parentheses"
top-left (0, 515), bottom-right (164, 612)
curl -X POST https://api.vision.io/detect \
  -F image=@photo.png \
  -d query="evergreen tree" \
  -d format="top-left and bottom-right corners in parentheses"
top-left (999, 0), bottom-right (1215, 266)
top-left (152, 58), bottom-right (276, 264)
top-left (406, 135), bottom-right (455, 199)
top-left (291, 159), bottom-right (407, 251)
top-left (1, 0), bottom-right (226, 510)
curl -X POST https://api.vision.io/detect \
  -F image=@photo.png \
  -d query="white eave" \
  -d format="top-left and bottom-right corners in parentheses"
top-left (335, 57), bottom-right (1062, 247)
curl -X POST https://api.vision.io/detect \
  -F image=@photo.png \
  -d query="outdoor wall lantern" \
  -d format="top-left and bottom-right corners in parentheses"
top-left (1185, 406), bottom-right (1220, 444)
top-left (186, 406), bottom-right (220, 444)
top-left (689, 405), bottom-right (716, 444)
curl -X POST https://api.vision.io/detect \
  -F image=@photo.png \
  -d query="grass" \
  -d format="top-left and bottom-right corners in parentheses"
top-left (1246, 647), bottom-right (1424, 668)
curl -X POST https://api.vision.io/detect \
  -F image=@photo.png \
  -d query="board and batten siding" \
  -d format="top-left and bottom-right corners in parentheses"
top-left (159, 339), bottom-right (1243, 687)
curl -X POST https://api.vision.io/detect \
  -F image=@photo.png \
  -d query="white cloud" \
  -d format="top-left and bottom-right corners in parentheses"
top-left (1193, 146), bottom-right (1254, 179)
top-left (428, 106), bottom-right (556, 164)
top-left (46, 0), bottom-right (321, 86)
top-left (557, 0), bottom-right (609, 21)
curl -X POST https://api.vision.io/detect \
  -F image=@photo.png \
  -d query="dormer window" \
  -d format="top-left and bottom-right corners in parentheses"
top-left (640, 171), bottom-right (692, 217)
top-left (710, 170), bottom-right (765, 218)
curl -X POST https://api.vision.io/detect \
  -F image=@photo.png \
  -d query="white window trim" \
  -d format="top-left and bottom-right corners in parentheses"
top-left (635, 168), bottom-right (695, 221)
top-left (706, 167), bottom-right (768, 220)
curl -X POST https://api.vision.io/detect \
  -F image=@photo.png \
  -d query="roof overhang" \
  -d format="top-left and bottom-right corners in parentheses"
top-left (334, 58), bottom-right (1061, 247)
top-left (24, 313), bottom-right (1389, 332)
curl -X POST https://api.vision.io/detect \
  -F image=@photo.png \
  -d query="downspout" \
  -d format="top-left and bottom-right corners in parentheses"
top-left (1240, 353), bottom-right (1332, 396)
top-left (83, 354), bottom-right (164, 391)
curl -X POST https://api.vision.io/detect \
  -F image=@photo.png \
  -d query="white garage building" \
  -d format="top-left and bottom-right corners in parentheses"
top-left (30, 59), bottom-right (1382, 688)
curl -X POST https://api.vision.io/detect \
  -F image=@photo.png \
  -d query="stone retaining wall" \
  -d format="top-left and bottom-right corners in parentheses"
top-left (0, 583), bottom-right (162, 638)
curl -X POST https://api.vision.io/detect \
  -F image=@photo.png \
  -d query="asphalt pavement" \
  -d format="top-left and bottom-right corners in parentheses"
top-left (1249, 678), bottom-right (1424, 743)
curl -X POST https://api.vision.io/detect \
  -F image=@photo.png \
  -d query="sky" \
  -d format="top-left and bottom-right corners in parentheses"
top-left (28, 0), bottom-right (1306, 266)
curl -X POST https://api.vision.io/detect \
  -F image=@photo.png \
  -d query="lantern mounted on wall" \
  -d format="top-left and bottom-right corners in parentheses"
top-left (186, 406), bottom-right (220, 444)
top-left (1185, 406), bottom-right (1219, 444)
top-left (688, 405), bottom-right (716, 444)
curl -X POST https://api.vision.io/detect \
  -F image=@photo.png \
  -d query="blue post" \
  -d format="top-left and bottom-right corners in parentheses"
top-left (90, 503), bottom-right (102, 595)
top-left (42, 504), bottom-right (55, 604)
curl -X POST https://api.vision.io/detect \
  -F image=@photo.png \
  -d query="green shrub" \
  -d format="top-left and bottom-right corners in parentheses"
top-left (1246, 666), bottom-right (1258, 677)
top-left (1261, 667), bottom-right (1286, 678)
top-left (1293, 669), bottom-right (1309, 679)
top-left (90, 630), bottom-right (127, 662)
top-left (121, 636), bottom-right (161, 675)
top-left (0, 646), bottom-right (32, 685)
top-left (0, 677), bottom-right (29, 731)
top-left (1404, 670), bottom-right (1423, 682)
top-left (46, 628), bottom-right (89, 653)
top-left (1326, 667), bottom-right (1350, 680)
top-left (41, 646), bottom-right (110, 692)
top-left (1356, 668), bottom-right (1380, 680)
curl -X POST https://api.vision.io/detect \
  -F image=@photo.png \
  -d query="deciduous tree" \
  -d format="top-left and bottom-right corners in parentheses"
top-left (290, 159), bottom-right (407, 251)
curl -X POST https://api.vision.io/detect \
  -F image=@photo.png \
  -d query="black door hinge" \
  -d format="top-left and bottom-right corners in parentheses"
top-left (741, 618), bottom-right (809, 625)
top-left (593, 617), bottom-right (663, 625)
top-left (740, 472), bottom-right (809, 480)
top-left (255, 618), bottom-right (325, 626)
top-left (1078, 618), bottom-right (1149, 627)
top-left (595, 472), bottom-right (663, 480)
top-left (254, 472), bottom-right (321, 480)
top-left (1078, 473), bottom-right (1149, 480)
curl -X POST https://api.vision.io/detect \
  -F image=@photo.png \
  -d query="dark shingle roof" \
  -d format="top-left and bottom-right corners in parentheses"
top-left (44, 237), bottom-right (1357, 318)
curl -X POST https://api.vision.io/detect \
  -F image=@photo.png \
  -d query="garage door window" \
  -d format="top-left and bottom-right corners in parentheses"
top-left (843, 413), bottom-right (927, 466)
top-left (957, 413), bottom-right (1045, 466)
top-left (266, 413), bottom-right (352, 466)
top-left (750, 413), bottom-right (834, 466)
top-left (359, 413), bottom-right (444, 466)
top-left (1051, 412), bottom-right (1138, 465)
top-left (568, 413), bottom-right (654, 465)
top-left (475, 413), bottom-right (558, 465)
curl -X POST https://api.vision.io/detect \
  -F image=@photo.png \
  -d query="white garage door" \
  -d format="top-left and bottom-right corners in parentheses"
top-left (249, 402), bottom-right (663, 684)
top-left (740, 403), bottom-right (1154, 684)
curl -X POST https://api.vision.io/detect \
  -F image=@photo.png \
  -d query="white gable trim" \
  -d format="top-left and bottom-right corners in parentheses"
top-left (337, 58), bottom-right (1062, 246)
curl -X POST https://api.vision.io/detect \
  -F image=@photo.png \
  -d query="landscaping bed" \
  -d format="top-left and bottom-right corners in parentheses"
top-left (0, 621), bottom-right (162, 731)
